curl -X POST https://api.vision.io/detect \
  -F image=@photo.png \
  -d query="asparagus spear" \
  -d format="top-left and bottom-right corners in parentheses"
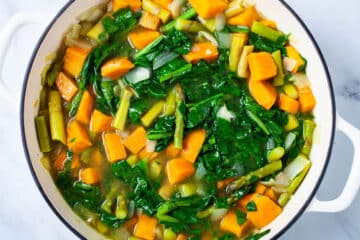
top-left (272, 50), bottom-right (285, 86)
top-left (164, 88), bottom-right (176, 116)
top-left (251, 21), bottom-right (284, 42)
top-left (161, 8), bottom-right (197, 32)
top-left (302, 119), bottom-right (316, 156)
top-left (174, 84), bottom-right (185, 149)
top-left (112, 87), bottom-right (133, 131)
top-left (226, 160), bottom-right (283, 193)
top-left (48, 91), bottom-right (66, 144)
top-left (115, 194), bottom-right (128, 220)
top-left (35, 115), bottom-right (52, 153)
top-left (141, 101), bottom-right (165, 127)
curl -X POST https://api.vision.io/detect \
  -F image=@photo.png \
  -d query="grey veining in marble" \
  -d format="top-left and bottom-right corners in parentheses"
top-left (0, 0), bottom-right (359, 239)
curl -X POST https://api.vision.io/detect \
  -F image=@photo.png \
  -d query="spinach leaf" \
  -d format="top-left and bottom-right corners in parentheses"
top-left (56, 152), bottom-right (102, 211)
top-left (112, 160), bottom-right (164, 215)
top-left (156, 195), bottom-right (213, 236)
top-left (249, 32), bottom-right (288, 54)
top-left (129, 98), bottom-right (152, 124)
top-left (147, 116), bottom-right (176, 152)
top-left (100, 80), bottom-right (120, 114)
top-left (246, 201), bottom-right (257, 211)
top-left (102, 7), bottom-right (137, 35)
top-left (165, 29), bottom-right (192, 54)
top-left (155, 58), bottom-right (192, 83)
top-left (235, 210), bottom-right (247, 225)
top-left (100, 212), bottom-right (125, 228)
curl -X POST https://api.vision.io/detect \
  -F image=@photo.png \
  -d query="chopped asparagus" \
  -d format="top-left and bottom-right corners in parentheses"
top-left (161, 8), bottom-right (197, 32)
top-left (35, 115), bottom-right (52, 153)
top-left (251, 21), bottom-right (284, 42)
top-left (272, 50), bottom-right (285, 86)
top-left (174, 85), bottom-right (184, 149)
top-left (226, 160), bottom-right (283, 193)
top-left (112, 88), bottom-right (133, 131)
top-left (48, 91), bottom-right (66, 144)
top-left (141, 101), bottom-right (165, 127)
top-left (302, 120), bottom-right (316, 156)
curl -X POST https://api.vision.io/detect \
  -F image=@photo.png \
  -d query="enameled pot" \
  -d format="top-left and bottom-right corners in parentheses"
top-left (2, 0), bottom-right (358, 239)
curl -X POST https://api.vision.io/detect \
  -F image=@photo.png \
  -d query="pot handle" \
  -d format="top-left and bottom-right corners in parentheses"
top-left (0, 13), bottom-right (52, 105)
top-left (307, 113), bottom-right (360, 213)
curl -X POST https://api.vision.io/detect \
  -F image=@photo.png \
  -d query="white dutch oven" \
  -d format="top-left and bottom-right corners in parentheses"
top-left (0, 0), bottom-right (358, 239)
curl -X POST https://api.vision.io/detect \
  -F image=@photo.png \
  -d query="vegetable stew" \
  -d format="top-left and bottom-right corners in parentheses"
top-left (35, 0), bottom-right (317, 239)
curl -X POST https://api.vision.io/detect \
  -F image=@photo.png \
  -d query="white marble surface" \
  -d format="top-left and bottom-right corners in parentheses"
top-left (0, 0), bottom-right (359, 239)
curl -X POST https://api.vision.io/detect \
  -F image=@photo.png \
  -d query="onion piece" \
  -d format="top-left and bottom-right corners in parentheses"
top-left (215, 32), bottom-right (232, 49)
top-left (217, 105), bottom-right (235, 121)
top-left (146, 139), bottom-right (157, 152)
top-left (210, 208), bottom-right (228, 222)
top-left (283, 57), bottom-right (297, 72)
top-left (275, 172), bottom-right (291, 187)
top-left (169, 0), bottom-right (186, 18)
top-left (284, 154), bottom-right (311, 180)
top-left (153, 51), bottom-right (179, 70)
top-left (124, 67), bottom-right (152, 85)
top-left (215, 13), bottom-right (226, 31)
top-left (197, 31), bottom-right (219, 47)
top-left (292, 73), bottom-right (310, 89)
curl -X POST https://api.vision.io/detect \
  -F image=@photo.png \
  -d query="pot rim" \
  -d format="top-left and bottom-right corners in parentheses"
top-left (19, 0), bottom-right (336, 239)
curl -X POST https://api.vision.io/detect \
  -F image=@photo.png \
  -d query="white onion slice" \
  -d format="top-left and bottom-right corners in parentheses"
top-left (217, 105), bottom-right (236, 121)
top-left (146, 139), bottom-right (157, 152)
top-left (283, 57), bottom-right (297, 72)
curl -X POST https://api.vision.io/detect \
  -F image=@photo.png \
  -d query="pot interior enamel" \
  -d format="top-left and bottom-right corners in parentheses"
top-left (21, 0), bottom-right (335, 239)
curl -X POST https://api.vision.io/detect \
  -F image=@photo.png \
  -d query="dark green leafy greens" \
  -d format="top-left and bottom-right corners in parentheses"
top-left (111, 160), bottom-right (164, 215)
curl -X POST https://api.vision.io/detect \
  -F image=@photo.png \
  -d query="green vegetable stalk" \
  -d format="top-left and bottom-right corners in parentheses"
top-left (175, 19), bottom-right (205, 32)
top-left (164, 88), bottom-right (176, 116)
top-left (302, 120), bottom-right (316, 156)
top-left (174, 84), bottom-right (185, 149)
top-left (272, 50), bottom-right (285, 86)
top-left (278, 162), bottom-right (311, 207)
top-left (226, 160), bottom-right (283, 193)
top-left (115, 194), bottom-right (128, 220)
top-left (251, 21), bottom-right (284, 42)
top-left (48, 90), bottom-right (66, 144)
top-left (161, 8), bottom-right (197, 32)
top-left (39, 87), bottom-right (48, 113)
top-left (141, 101), bottom-right (165, 127)
top-left (101, 186), bottom-right (118, 214)
top-left (112, 87), bottom-right (133, 131)
top-left (35, 115), bottom-right (52, 153)
top-left (246, 109), bottom-right (270, 135)
top-left (135, 35), bottom-right (165, 60)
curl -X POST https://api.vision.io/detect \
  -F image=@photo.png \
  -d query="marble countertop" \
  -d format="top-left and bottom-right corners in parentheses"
top-left (0, 0), bottom-right (359, 239)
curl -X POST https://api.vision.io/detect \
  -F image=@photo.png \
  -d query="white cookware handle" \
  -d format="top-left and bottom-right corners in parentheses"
top-left (307, 113), bottom-right (360, 213)
top-left (0, 13), bottom-right (52, 106)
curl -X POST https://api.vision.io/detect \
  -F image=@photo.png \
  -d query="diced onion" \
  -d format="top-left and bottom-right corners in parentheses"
top-left (217, 105), bottom-right (235, 121)
top-left (292, 73), bottom-right (310, 89)
top-left (215, 13), bottom-right (226, 31)
top-left (195, 163), bottom-right (207, 180)
top-left (284, 154), bottom-right (311, 180)
top-left (125, 67), bottom-right (152, 84)
top-left (275, 172), bottom-right (291, 187)
top-left (215, 32), bottom-right (232, 49)
top-left (210, 208), bottom-right (228, 222)
top-left (146, 139), bottom-right (157, 152)
top-left (283, 57), bottom-right (297, 72)
top-left (153, 51), bottom-right (179, 70)
top-left (116, 130), bottom-right (130, 139)
top-left (197, 31), bottom-right (219, 47)
top-left (169, 0), bottom-right (186, 18)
